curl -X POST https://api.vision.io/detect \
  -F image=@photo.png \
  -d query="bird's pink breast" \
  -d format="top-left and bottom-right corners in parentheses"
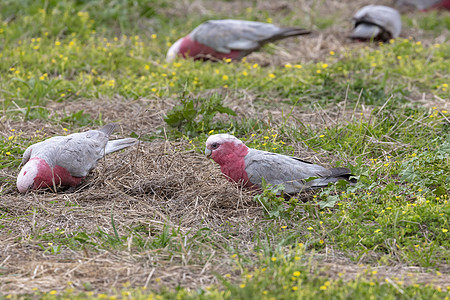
top-left (31, 157), bottom-right (84, 190)
top-left (211, 143), bottom-right (251, 186)
top-left (179, 36), bottom-right (243, 61)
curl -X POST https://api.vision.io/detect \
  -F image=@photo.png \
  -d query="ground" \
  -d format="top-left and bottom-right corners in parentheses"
top-left (0, 0), bottom-right (449, 299)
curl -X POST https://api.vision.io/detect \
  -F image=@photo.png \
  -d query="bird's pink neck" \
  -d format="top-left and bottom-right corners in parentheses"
top-left (31, 157), bottom-right (84, 190)
top-left (211, 143), bottom-right (250, 186)
top-left (179, 36), bottom-right (242, 61)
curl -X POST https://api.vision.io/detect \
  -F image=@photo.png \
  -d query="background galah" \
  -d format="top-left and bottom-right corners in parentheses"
top-left (166, 19), bottom-right (311, 62)
top-left (349, 5), bottom-right (402, 42)
top-left (17, 124), bottom-right (137, 193)
top-left (395, 0), bottom-right (450, 10)
top-left (205, 134), bottom-right (355, 194)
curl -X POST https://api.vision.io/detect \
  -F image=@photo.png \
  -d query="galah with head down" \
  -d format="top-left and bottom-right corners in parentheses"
top-left (395, 0), bottom-right (450, 10)
top-left (205, 134), bottom-right (355, 194)
top-left (17, 123), bottom-right (137, 193)
top-left (166, 19), bottom-right (311, 62)
top-left (349, 5), bottom-right (402, 42)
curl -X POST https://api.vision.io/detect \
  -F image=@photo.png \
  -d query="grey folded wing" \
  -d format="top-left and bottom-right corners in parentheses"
top-left (190, 19), bottom-right (289, 53)
top-left (244, 149), bottom-right (333, 194)
top-left (352, 5), bottom-right (402, 38)
top-left (54, 130), bottom-right (110, 177)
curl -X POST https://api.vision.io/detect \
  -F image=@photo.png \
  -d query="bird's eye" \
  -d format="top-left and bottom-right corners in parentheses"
top-left (211, 143), bottom-right (219, 149)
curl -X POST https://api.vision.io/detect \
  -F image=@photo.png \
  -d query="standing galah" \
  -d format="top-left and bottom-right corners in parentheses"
top-left (395, 0), bottom-right (450, 10)
top-left (349, 5), bottom-right (402, 42)
top-left (166, 19), bottom-right (311, 62)
top-left (17, 124), bottom-right (137, 193)
top-left (205, 134), bottom-right (355, 194)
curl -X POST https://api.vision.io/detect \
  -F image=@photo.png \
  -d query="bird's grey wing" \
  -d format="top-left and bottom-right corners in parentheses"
top-left (54, 130), bottom-right (109, 177)
top-left (353, 6), bottom-right (402, 38)
top-left (190, 20), bottom-right (282, 53)
top-left (244, 149), bottom-right (331, 194)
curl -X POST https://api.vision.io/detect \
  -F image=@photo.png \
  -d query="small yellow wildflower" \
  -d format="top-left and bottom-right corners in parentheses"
top-left (443, 229), bottom-right (448, 233)
top-left (8, 135), bottom-right (13, 140)
top-left (320, 285), bottom-right (327, 290)
top-left (294, 256), bottom-right (300, 261)
top-left (316, 70), bottom-right (321, 74)
top-left (145, 65), bottom-right (150, 70)
top-left (222, 75), bottom-right (229, 80)
top-left (281, 225), bottom-right (287, 229)
top-left (319, 135), bottom-right (325, 138)
top-left (252, 63), bottom-right (259, 69)
top-left (371, 63), bottom-right (377, 67)
top-left (319, 240), bottom-right (324, 244)
top-left (374, 229), bottom-right (381, 233)
top-left (298, 243), bottom-right (304, 247)
top-left (151, 34), bottom-right (157, 39)
top-left (397, 56), bottom-right (402, 60)
top-left (322, 64), bottom-right (328, 69)
top-left (5, 152), bottom-right (11, 156)
top-left (307, 227), bottom-right (313, 230)
top-left (240, 284), bottom-right (246, 288)
top-left (242, 71), bottom-right (248, 76)
top-left (151, 88), bottom-right (157, 92)
top-left (55, 41), bottom-right (61, 46)
top-left (372, 270), bottom-right (378, 275)
top-left (263, 291), bottom-right (268, 295)
top-left (224, 274), bottom-right (231, 278)
top-left (329, 51), bottom-right (335, 55)
top-left (49, 291), bottom-right (57, 295)
top-left (208, 130), bottom-right (214, 134)
top-left (285, 63), bottom-right (292, 68)
top-left (224, 58), bottom-right (232, 63)
top-left (294, 64), bottom-right (302, 69)
top-left (271, 257), bottom-right (277, 262)
top-left (268, 73), bottom-right (275, 79)
top-left (293, 271), bottom-right (301, 277)
top-left (266, 18), bottom-right (272, 23)
top-left (292, 286), bottom-right (298, 291)
top-left (231, 254), bottom-right (237, 259)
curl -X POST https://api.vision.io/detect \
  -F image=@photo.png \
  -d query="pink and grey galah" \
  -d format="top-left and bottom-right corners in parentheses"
top-left (166, 19), bottom-right (311, 62)
top-left (349, 5), bottom-right (402, 42)
top-left (395, 0), bottom-right (450, 10)
top-left (17, 124), bottom-right (137, 193)
top-left (205, 134), bottom-right (355, 194)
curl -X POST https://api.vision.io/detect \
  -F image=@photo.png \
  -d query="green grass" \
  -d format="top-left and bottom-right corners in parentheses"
top-left (1, 0), bottom-right (449, 298)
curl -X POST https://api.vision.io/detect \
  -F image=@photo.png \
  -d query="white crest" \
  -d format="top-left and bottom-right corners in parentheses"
top-left (166, 38), bottom-right (184, 63)
top-left (17, 159), bottom-right (40, 193)
top-left (206, 134), bottom-right (242, 146)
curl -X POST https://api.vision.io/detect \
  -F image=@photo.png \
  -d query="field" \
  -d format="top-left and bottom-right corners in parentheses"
top-left (0, 0), bottom-right (449, 298)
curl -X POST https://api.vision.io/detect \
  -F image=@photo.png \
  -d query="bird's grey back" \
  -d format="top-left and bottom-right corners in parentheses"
top-left (353, 5), bottom-right (402, 38)
top-left (190, 19), bottom-right (289, 53)
top-left (26, 130), bottom-right (110, 177)
top-left (244, 148), bottom-right (335, 194)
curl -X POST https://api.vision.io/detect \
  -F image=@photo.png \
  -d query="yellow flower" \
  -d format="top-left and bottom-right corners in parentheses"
top-left (252, 63), bottom-right (259, 69)
top-left (151, 88), bottom-right (157, 92)
top-left (294, 256), bottom-right (300, 261)
top-left (319, 135), bottom-right (325, 138)
top-left (240, 284), bottom-right (246, 288)
top-left (263, 291), bottom-right (268, 295)
top-left (49, 290), bottom-right (57, 295)
top-left (416, 41), bottom-right (421, 45)
top-left (329, 51), bottom-right (335, 55)
top-left (231, 254), bottom-right (237, 259)
top-left (397, 56), bottom-right (402, 60)
top-left (298, 243), bottom-right (303, 247)
top-left (374, 229), bottom-right (381, 233)
top-left (63, 128), bottom-right (68, 132)
top-left (242, 71), bottom-right (248, 76)
top-left (320, 285), bottom-right (327, 290)
top-left (292, 286), bottom-right (298, 291)
top-left (224, 274), bottom-right (231, 278)
top-left (268, 73), bottom-right (275, 79)
top-left (294, 64), bottom-right (302, 69)
top-left (307, 227), bottom-right (313, 230)
top-left (372, 270), bottom-right (378, 275)
top-left (271, 257), bottom-right (277, 262)
top-left (60, 93), bottom-right (65, 97)
top-left (319, 240), bottom-right (324, 244)
top-left (281, 225), bottom-right (287, 229)
top-left (224, 58), bottom-right (232, 63)
top-left (151, 34), bottom-right (157, 39)
top-left (145, 65), bottom-right (150, 70)
top-left (208, 130), bottom-right (214, 134)
top-left (443, 229), bottom-right (448, 233)
top-left (5, 152), bottom-right (11, 156)
top-left (222, 75), bottom-right (229, 80)
top-left (55, 41), bottom-right (61, 46)
top-left (371, 63), bottom-right (377, 67)
top-left (322, 64), bottom-right (328, 69)
top-left (266, 18), bottom-right (272, 23)
top-left (246, 274), bottom-right (253, 279)
top-left (8, 135), bottom-right (13, 140)
top-left (316, 70), bottom-right (321, 74)
top-left (293, 271), bottom-right (301, 277)
top-left (285, 63), bottom-right (292, 68)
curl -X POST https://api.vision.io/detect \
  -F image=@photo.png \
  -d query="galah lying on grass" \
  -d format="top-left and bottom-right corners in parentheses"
top-left (17, 124), bottom-right (137, 193)
top-left (205, 134), bottom-right (355, 194)
top-left (349, 5), bottom-right (402, 42)
top-left (395, 0), bottom-right (450, 10)
top-left (166, 19), bottom-right (311, 62)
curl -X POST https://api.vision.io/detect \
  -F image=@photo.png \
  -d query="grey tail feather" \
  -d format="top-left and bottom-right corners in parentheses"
top-left (349, 23), bottom-right (382, 40)
top-left (105, 138), bottom-right (137, 155)
top-left (269, 28), bottom-right (312, 43)
top-left (99, 123), bottom-right (117, 137)
top-left (329, 167), bottom-right (357, 184)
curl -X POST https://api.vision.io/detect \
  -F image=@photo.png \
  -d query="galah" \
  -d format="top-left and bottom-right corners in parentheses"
top-left (205, 134), bottom-right (355, 194)
top-left (166, 19), bottom-right (311, 62)
top-left (349, 5), bottom-right (402, 42)
top-left (17, 124), bottom-right (137, 193)
top-left (395, 0), bottom-right (450, 10)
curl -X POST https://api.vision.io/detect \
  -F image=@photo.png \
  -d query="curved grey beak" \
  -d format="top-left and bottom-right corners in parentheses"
top-left (205, 148), bottom-right (212, 158)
